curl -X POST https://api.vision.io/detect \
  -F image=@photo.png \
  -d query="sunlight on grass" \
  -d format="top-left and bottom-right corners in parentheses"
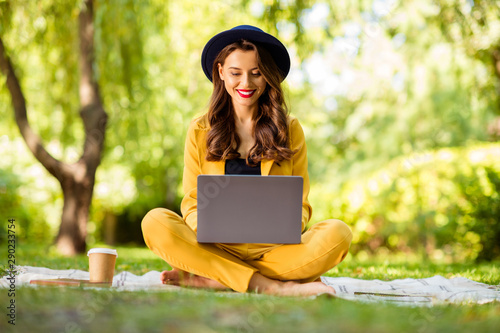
top-left (6, 242), bottom-right (499, 285)
top-left (325, 252), bottom-right (500, 285)
top-left (1, 242), bottom-right (499, 333)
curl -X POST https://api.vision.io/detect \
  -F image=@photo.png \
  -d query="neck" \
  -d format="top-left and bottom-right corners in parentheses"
top-left (233, 103), bottom-right (258, 125)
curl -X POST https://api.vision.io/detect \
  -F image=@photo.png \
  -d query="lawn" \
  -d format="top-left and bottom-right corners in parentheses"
top-left (0, 242), bottom-right (499, 332)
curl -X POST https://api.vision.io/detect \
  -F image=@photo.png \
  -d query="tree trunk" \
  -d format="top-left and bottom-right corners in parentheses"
top-left (103, 211), bottom-right (118, 245)
top-left (0, 0), bottom-right (107, 256)
top-left (56, 164), bottom-right (94, 254)
top-left (489, 46), bottom-right (500, 140)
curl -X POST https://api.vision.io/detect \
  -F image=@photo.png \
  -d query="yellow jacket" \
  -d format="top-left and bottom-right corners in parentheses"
top-left (180, 114), bottom-right (313, 233)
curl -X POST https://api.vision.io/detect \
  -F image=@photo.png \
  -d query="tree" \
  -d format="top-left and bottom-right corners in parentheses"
top-left (429, 0), bottom-right (500, 139)
top-left (0, 0), bottom-right (107, 255)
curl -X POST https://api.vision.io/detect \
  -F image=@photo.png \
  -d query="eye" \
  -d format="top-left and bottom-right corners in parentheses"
top-left (252, 72), bottom-right (261, 76)
top-left (231, 73), bottom-right (240, 76)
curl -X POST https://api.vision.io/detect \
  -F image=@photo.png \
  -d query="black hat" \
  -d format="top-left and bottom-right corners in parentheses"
top-left (201, 25), bottom-right (290, 82)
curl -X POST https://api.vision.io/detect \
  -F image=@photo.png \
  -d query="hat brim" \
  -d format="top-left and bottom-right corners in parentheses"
top-left (201, 28), bottom-right (290, 82)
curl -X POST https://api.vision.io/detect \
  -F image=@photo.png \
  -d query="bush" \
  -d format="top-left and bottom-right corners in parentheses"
top-left (0, 169), bottom-right (53, 244)
top-left (312, 143), bottom-right (500, 262)
top-left (0, 137), bottom-right (59, 244)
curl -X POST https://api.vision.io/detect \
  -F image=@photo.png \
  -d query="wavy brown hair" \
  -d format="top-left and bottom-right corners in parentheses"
top-left (205, 40), bottom-right (294, 166)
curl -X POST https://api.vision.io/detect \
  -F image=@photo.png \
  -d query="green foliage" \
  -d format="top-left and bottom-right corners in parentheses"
top-left (458, 166), bottom-right (500, 261)
top-left (0, 0), bottom-right (13, 35)
top-left (310, 143), bottom-right (500, 262)
top-left (0, 137), bottom-right (56, 243)
top-left (296, 0), bottom-right (499, 183)
top-left (1, 0), bottom-right (500, 258)
top-left (0, 169), bottom-right (30, 243)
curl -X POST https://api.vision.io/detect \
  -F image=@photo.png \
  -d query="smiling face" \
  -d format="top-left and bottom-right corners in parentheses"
top-left (217, 49), bottom-right (267, 112)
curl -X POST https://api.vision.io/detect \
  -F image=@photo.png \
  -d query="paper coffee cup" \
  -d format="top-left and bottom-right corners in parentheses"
top-left (87, 248), bottom-right (118, 283)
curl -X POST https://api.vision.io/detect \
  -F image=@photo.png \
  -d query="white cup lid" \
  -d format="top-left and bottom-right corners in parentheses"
top-left (87, 248), bottom-right (118, 257)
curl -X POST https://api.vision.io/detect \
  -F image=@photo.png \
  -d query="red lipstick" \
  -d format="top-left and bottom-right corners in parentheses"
top-left (237, 89), bottom-right (256, 98)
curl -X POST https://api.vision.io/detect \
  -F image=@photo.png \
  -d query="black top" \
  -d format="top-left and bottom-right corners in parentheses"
top-left (225, 158), bottom-right (261, 175)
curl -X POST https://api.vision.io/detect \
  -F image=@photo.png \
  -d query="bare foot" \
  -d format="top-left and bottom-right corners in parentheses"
top-left (249, 273), bottom-right (335, 297)
top-left (271, 281), bottom-right (335, 297)
top-left (160, 268), bottom-right (230, 290)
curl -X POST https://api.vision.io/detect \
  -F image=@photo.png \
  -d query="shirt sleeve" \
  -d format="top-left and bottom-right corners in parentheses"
top-left (180, 120), bottom-right (201, 232)
top-left (289, 118), bottom-right (313, 231)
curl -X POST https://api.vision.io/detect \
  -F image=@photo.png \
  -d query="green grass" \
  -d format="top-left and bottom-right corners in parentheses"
top-left (0, 242), bottom-right (499, 333)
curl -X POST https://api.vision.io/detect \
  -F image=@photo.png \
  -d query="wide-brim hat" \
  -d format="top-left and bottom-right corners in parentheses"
top-left (201, 25), bottom-right (290, 82)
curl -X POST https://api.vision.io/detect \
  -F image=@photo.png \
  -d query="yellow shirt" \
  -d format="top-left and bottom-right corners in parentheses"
top-left (180, 114), bottom-right (313, 233)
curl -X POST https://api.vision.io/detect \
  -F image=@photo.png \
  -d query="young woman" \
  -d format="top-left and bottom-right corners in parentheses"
top-left (142, 25), bottom-right (352, 297)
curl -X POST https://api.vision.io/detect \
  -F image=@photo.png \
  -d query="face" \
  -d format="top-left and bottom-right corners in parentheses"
top-left (218, 49), bottom-right (267, 110)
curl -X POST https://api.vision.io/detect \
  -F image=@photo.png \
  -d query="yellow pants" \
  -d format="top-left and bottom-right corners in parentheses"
top-left (141, 208), bottom-right (352, 293)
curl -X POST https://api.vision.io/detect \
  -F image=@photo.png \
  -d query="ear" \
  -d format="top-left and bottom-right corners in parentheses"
top-left (217, 63), bottom-right (224, 81)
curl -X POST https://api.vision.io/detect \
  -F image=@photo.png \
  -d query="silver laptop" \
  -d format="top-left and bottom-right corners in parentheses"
top-left (197, 175), bottom-right (303, 244)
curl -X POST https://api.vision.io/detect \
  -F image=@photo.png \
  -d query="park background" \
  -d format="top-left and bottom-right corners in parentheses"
top-left (0, 0), bottom-right (499, 263)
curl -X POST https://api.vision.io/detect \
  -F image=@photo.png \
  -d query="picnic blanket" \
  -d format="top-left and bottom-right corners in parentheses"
top-left (2, 266), bottom-right (499, 307)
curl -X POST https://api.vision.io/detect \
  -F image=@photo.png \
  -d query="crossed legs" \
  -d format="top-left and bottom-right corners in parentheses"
top-left (142, 208), bottom-right (352, 296)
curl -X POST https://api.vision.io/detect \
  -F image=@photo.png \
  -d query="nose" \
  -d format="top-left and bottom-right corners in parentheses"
top-left (239, 73), bottom-right (253, 88)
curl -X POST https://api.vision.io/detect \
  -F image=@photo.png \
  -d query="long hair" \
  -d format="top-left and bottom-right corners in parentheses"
top-left (205, 40), bottom-right (294, 166)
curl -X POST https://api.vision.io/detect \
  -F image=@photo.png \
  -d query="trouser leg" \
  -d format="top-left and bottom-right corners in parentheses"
top-left (141, 208), bottom-right (258, 293)
top-left (245, 219), bottom-right (352, 282)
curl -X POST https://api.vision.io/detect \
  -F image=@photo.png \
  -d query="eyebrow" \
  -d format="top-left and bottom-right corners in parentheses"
top-left (228, 67), bottom-right (259, 71)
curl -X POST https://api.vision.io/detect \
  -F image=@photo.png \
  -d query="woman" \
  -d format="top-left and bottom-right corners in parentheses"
top-left (142, 25), bottom-right (352, 296)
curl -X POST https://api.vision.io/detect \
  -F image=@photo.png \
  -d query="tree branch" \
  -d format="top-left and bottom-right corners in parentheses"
top-left (0, 37), bottom-right (65, 181)
top-left (79, 0), bottom-right (99, 107)
top-left (78, 0), bottom-right (108, 170)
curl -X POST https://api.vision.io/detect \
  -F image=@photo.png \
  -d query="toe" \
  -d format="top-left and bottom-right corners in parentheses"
top-left (160, 270), bottom-right (176, 282)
